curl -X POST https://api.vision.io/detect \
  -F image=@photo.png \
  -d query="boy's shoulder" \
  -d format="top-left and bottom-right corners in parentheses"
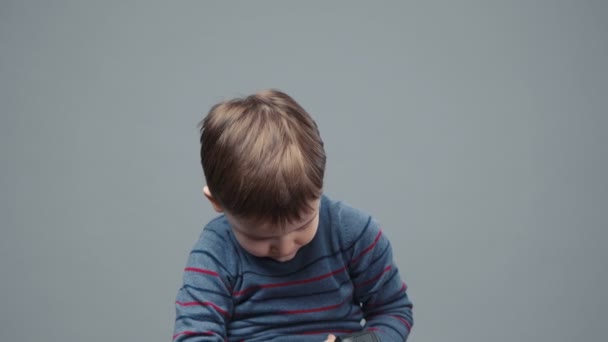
top-left (323, 194), bottom-right (372, 224)
top-left (191, 215), bottom-right (236, 257)
top-left (202, 214), bottom-right (231, 234)
top-left (186, 214), bottom-right (241, 276)
top-left (322, 194), bottom-right (378, 246)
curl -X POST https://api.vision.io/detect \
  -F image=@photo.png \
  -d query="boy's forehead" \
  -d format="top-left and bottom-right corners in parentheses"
top-left (230, 198), bottom-right (320, 235)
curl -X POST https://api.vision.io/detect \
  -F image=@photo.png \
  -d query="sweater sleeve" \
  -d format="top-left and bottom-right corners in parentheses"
top-left (342, 212), bottom-right (414, 341)
top-left (173, 227), bottom-right (235, 342)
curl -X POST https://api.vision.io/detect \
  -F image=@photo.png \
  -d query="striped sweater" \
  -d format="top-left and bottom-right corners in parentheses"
top-left (173, 195), bottom-right (413, 341)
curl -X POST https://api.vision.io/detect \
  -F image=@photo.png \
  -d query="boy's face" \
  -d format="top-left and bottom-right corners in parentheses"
top-left (225, 198), bottom-right (321, 262)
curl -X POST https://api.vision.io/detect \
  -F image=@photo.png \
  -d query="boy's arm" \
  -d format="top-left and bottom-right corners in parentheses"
top-left (173, 235), bottom-right (234, 341)
top-left (348, 219), bottom-right (414, 341)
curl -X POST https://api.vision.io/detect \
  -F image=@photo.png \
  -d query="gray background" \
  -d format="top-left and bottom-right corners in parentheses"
top-left (1, 1), bottom-right (607, 341)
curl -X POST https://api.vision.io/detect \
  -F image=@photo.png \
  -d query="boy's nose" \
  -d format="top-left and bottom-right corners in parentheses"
top-left (271, 240), bottom-right (294, 256)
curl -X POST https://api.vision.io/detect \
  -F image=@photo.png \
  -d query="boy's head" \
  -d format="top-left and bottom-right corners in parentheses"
top-left (199, 89), bottom-right (326, 230)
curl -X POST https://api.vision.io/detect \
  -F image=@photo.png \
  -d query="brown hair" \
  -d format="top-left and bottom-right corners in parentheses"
top-left (199, 89), bottom-right (326, 226)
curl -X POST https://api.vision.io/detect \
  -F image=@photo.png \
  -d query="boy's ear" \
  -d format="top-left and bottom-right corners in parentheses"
top-left (203, 186), bottom-right (224, 213)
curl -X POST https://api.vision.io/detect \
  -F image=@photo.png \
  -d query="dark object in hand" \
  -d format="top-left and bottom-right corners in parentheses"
top-left (335, 331), bottom-right (380, 342)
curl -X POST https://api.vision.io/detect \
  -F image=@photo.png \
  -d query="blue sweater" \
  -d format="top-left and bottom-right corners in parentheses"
top-left (173, 195), bottom-right (413, 341)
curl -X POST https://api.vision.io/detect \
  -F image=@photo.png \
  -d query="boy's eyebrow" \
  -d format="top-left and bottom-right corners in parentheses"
top-left (295, 211), bottom-right (318, 230)
top-left (282, 208), bottom-right (319, 234)
top-left (241, 209), bottom-right (318, 238)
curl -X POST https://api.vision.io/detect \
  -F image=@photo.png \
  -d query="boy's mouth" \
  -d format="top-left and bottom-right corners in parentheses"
top-left (272, 251), bottom-right (297, 262)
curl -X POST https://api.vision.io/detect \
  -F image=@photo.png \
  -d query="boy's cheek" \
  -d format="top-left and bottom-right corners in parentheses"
top-left (236, 238), bottom-right (268, 257)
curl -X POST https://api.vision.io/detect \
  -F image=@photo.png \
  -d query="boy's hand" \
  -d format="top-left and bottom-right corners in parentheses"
top-left (324, 334), bottom-right (336, 342)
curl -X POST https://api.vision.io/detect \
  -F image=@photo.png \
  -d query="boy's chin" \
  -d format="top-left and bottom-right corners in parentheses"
top-left (270, 252), bottom-right (297, 262)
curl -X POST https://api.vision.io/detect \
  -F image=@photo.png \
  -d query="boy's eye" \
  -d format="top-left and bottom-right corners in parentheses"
top-left (250, 236), bottom-right (269, 241)
top-left (241, 232), bottom-right (266, 241)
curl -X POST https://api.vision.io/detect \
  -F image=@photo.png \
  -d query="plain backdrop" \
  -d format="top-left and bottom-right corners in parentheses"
top-left (1, 1), bottom-right (607, 341)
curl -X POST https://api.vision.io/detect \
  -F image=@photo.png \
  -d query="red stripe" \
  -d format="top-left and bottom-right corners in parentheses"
top-left (351, 230), bottom-right (382, 264)
top-left (362, 280), bottom-right (408, 307)
top-left (185, 267), bottom-right (219, 276)
top-left (356, 265), bottom-right (392, 287)
top-left (389, 315), bottom-right (413, 332)
top-left (300, 329), bottom-right (356, 335)
top-left (233, 267), bottom-right (347, 296)
top-left (175, 301), bottom-right (228, 316)
top-left (281, 296), bottom-right (350, 315)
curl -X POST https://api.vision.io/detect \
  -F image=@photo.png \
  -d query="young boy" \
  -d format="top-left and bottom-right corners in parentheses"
top-left (173, 90), bottom-right (413, 341)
